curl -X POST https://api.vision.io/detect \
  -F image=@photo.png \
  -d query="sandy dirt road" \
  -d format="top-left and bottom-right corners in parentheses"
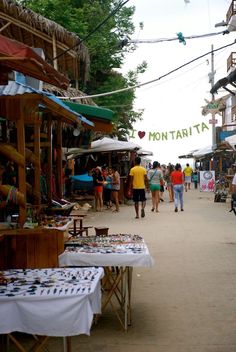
top-left (8, 188), bottom-right (236, 351)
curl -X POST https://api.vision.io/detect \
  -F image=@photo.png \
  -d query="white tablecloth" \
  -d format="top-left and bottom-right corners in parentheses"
top-left (0, 267), bottom-right (103, 336)
top-left (59, 235), bottom-right (154, 267)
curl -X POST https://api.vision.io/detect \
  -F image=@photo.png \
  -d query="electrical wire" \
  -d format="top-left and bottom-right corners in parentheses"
top-left (59, 39), bottom-right (236, 100)
top-left (53, 0), bottom-right (130, 61)
top-left (129, 30), bottom-right (228, 44)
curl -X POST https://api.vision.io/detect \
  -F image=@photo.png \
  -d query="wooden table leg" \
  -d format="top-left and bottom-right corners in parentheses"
top-left (127, 266), bottom-right (133, 326)
top-left (63, 336), bottom-right (72, 352)
top-left (8, 334), bottom-right (27, 352)
top-left (0, 335), bottom-right (8, 352)
top-left (102, 266), bottom-right (132, 331)
top-left (31, 336), bottom-right (50, 351)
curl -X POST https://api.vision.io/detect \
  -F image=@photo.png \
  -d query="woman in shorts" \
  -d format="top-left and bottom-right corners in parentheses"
top-left (92, 166), bottom-right (104, 211)
top-left (147, 161), bottom-right (163, 212)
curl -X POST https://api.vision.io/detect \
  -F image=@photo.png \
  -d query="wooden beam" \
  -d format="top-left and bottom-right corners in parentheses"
top-left (0, 13), bottom-right (77, 59)
top-left (34, 120), bottom-right (41, 206)
top-left (56, 121), bottom-right (63, 198)
top-left (0, 21), bottom-right (11, 32)
top-left (46, 117), bottom-right (52, 203)
top-left (0, 143), bottom-right (24, 166)
top-left (52, 33), bottom-right (58, 70)
top-left (26, 142), bottom-right (51, 148)
top-left (16, 110), bottom-right (26, 226)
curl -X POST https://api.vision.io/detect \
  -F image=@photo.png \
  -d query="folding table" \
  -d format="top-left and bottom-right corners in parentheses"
top-left (59, 234), bottom-right (154, 330)
top-left (0, 267), bottom-right (104, 352)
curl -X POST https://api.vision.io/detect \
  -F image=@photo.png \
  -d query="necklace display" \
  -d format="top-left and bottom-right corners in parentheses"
top-left (64, 234), bottom-right (146, 254)
top-left (0, 268), bottom-right (102, 298)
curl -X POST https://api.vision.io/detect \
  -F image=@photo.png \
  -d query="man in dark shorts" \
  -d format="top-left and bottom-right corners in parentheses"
top-left (129, 156), bottom-right (148, 219)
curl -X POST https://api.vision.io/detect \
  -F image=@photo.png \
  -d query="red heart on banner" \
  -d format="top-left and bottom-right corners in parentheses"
top-left (138, 131), bottom-right (145, 139)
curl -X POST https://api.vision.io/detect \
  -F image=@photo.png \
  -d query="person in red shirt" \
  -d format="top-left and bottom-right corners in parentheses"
top-left (171, 163), bottom-right (184, 212)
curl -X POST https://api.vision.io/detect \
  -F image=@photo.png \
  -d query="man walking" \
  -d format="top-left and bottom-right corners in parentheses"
top-left (183, 163), bottom-right (193, 192)
top-left (129, 156), bottom-right (148, 219)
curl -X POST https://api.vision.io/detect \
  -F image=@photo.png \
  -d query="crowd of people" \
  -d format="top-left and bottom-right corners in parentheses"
top-left (88, 157), bottom-right (198, 217)
top-left (91, 165), bottom-right (121, 212)
top-left (67, 157), bottom-right (236, 218)
top-left (127, 157), bottom-right (198, 218)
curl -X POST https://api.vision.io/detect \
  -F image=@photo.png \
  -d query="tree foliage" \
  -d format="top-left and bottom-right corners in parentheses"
top-left (19, 0), bottom-right (147, 138)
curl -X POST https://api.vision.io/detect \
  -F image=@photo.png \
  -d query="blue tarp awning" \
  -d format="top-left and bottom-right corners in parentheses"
top-left (0, 81), bottom-right (94, 127)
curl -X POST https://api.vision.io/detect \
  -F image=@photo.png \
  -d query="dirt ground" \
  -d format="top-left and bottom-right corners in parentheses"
top-left (7, 188), bottom-right (236, 351)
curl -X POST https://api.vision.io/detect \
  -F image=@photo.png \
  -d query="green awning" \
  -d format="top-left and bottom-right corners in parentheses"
top-left (64, 101), bottom-right (114, 121)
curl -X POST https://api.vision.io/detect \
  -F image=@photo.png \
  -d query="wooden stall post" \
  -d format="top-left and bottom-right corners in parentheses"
top-left (46, 117), bottom-right (53, 203)
top-left (56, 120), bottom-right (63, 199)
top-left (16, 113), bottom-right (26, 226)
top-left (33, 120), bottom-right (41, 206)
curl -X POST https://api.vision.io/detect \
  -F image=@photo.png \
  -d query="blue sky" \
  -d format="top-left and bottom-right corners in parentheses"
top-left (122, 0), bottom-right (233, 164)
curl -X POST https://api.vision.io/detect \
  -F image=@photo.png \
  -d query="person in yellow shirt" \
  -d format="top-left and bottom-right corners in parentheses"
top-left (129, 156), bottom-right (148, 219)
top-left (183, 163), bottom-right (193, 192)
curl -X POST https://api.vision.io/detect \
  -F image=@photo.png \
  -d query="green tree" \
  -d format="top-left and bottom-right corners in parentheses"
top-left (19, 0), bottom-right (146, 138)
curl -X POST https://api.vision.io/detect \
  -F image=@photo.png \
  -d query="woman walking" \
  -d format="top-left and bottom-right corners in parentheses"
top-left (171, 163), bottom-right (184, 212)
top-left (165, 163), bottom-right (174, 202)
top-left (111, 165), bottom-right (120, 212)
top-left (147, 161), bottom-right (163, 212)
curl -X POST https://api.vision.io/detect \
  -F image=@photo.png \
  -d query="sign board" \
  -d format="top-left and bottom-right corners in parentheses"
top-left (209, 119), bottom-right (218, 124)
top-left (207, 103), bottom-right (219, 109)
top-left (199, 171), bottom-right (215, 192)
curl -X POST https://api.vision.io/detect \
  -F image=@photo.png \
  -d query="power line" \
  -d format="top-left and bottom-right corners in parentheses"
top-left (59, 40), bottom-right (236, 100)
top-left (53, 0), bottom-right (130, 61)
top-left (129, 30), bottom-right (228, 44)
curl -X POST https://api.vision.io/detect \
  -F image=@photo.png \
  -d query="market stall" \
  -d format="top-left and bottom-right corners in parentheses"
top-left (0, 81), bottom-right (93, 226)
top-left (59, 234), bottom-right (154, 330)
top-left (0, 216), bottom-right (73, 269)
top-left (0, 34), bottom-right (69, 88)
top-left (225, 134), bottom-right (236, 151)
top-left (0, 267), bottom-right (104, 351)
top-left (66, 137), bottom-right (141, 203)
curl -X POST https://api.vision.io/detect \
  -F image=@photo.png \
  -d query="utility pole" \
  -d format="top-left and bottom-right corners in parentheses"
top-left (209, 44), bottom-right (217, 146)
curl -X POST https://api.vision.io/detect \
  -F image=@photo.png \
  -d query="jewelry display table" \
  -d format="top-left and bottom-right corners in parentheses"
top-left (0, 267), bottom-right (104, 351)
top-left (59, 234), bottom-right (154, 330)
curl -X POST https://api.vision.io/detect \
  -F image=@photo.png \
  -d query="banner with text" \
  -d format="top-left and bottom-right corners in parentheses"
top-left (129, 122), bottom-right (209, 141)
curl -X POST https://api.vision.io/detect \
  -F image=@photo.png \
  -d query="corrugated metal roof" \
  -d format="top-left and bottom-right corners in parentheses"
top-left (0, 81), bottom-right (94, 127)
top-left (0, 81), bottom-right (33, 95)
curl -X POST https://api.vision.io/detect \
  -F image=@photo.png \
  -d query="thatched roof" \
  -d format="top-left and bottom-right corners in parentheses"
top-left (0, 0), bottom-right (90, 84)
top-left (43, 83), bottom-right (96, 106)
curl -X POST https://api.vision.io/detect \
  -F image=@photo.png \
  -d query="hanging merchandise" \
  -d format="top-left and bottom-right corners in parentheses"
top-left (177, 32), bottom-right (186, 45)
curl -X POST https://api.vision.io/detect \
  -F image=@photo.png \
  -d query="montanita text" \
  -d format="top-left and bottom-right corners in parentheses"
top-left (129, 122), bottom-right (209, 141)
